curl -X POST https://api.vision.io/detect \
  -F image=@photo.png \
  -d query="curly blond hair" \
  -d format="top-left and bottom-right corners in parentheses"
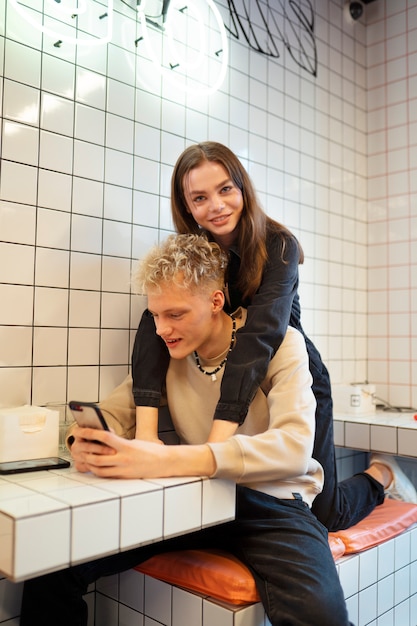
top-left (133, 234), bottom-right (227, 295)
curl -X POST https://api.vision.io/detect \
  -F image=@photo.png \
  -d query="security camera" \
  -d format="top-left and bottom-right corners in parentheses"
top-left (349, 1), bottom-right (363, 20)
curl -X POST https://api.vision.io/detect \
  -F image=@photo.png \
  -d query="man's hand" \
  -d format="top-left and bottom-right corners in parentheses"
top-left (71, 427), bottom-right (164, 478)
top-left (70, 425), bottom-right (116, 473)
top-left (70, 427), bottom-right (216, 479)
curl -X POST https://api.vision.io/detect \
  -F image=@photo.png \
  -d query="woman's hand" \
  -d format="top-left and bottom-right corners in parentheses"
top-left (207, 419), bottom-right (238, 442)
top-left (135, 406), bottom-right (165, 445)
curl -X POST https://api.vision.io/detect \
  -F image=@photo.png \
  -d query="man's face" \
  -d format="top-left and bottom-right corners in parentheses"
top-left (147, 282), bottom-right (217, 360)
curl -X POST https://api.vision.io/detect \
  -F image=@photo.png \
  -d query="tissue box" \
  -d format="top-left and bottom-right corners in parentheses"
top-left (332, 384), bottom-right (376, 415)
top-left (0, 405), bottom-right (59, 462)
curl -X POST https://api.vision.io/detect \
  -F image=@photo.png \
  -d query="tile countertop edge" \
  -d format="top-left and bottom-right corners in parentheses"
top-left (334, 410), bottom-right (417, 429)
top-left (333, 410), bottom-right (417, 459)
top-left (0, 473), bottom-right (237, 582)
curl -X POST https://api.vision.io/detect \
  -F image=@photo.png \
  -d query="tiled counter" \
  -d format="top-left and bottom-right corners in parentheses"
top-left (0, 463), bottom-right (235, 583)
top-left (334, 410), bottom-right (417, 457)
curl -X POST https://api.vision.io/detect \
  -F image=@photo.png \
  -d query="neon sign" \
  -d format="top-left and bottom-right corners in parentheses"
top-left (136, 0), bottom-right (228, 95)
top-left (8, 0), bottom-right (228, 94)
top-left (9, 0), bottom-right (114, 46)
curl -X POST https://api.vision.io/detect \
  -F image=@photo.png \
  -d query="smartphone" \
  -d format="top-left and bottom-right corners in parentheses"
top-left (68, 401), bottom-right (110, 431)
top-left (0, 457), bottom-right (70, 475)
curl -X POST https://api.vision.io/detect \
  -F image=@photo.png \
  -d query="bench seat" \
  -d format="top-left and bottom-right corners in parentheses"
top-left (94, 499), bottom-right (417, 626)
top-left (135, 499), bottom-right (417, 605)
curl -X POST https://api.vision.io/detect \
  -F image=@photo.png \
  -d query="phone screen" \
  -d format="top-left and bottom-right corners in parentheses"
top-left (68, 401), bottom-right (110, 430)
top-left (0, 457), bottom-right (70, 475)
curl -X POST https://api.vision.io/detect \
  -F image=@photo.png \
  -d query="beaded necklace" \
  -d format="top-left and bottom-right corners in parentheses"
top-left (193, 315), bottom-right (236, 382)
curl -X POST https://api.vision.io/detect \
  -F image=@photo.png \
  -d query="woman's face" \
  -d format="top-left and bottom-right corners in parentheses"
top-left (183, 161), bottom-right (244, 249)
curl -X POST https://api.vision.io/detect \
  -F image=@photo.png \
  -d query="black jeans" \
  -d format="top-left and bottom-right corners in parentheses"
top-left (132, 317), bottom-right (384, 532)
top-left (20, 487), bottom-right (353, 626)
top-left (307, 339), bottom-right (385, 531)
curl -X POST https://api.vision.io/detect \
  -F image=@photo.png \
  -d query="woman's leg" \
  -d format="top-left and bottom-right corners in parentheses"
top-left (307, 348), bottom-right (384, 530)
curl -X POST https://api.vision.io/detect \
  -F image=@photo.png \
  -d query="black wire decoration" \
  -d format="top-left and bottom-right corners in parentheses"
top-left (136, 0), bottom-right (171, 31)
top-left (132, 0), bottom-right (317, 77)
top-left (224, 0), bottom-right (317, 77)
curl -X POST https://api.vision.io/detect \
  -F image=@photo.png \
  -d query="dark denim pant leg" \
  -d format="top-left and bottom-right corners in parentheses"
top-left (19, 546), bottom-right (155, 626)
top-left (227, 487), bottom-right (352, 626)
top-left (308, 354), bottom-right (384, 531)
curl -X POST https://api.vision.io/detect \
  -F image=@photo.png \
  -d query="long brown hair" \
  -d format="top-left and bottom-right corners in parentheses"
top-left (171, 142), bottom-right (303, 300)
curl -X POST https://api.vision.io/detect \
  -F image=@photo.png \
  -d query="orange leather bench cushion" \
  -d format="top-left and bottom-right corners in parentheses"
top-left (329, 498), bottom-right (417, 554)
top-left (328, 535), bottom-right (346, 560)
top-left (137, 549), bottom-right (260, 604)
top-left (136, 499), bottom-right (417, 606)
top-left (136, 538), bottom-right (346, 606)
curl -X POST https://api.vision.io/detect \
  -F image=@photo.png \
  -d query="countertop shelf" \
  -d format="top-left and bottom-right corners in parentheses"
top-left (333, 410), bottom-right (417, 457)
top-left (0, 463), bottom-right (235, 582)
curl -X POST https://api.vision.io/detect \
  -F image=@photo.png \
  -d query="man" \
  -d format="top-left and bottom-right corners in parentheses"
top-left (20, 234), bottom-right (352, 626)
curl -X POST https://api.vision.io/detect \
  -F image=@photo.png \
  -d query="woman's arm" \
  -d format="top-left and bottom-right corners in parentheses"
top-left (207, 419), bottom-right (239, 442)
top-left (135, 406), bottom-right (165, 443)
top-left (132, 310), bottom-right (171, 440)
top-left (132, 309), bottom-right (247, 445)
top-left (132, 234), bottom-right (300, 437)
top-left (209, 328), bottom-right (317, 483)
top-left (215, 233), bottom-right (300, 424)
top-left (131, 309), bottom-right (170, 408)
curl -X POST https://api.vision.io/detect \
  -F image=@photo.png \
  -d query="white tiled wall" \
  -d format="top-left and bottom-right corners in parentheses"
top-left (0, 0), bottom-right (410, 413)
top-left (0, 0), bottom-right (416, 618)
top-left (0, 1), bottom-right (415, 411)
top-left (366, 0), bottom-right (417, 410)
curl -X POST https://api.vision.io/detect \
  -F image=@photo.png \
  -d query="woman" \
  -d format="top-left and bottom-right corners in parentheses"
top-left (132, 141), bottom-right (414, 530)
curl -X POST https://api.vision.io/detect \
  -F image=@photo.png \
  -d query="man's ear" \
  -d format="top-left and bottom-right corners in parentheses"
top-left (211, 289), bottom-right (225, 312)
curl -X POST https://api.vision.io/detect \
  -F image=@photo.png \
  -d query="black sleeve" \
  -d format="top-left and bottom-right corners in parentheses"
top-left (214, 234), bottom-right (300, 423)
top-left (131, 309), bottom-right (170, 407)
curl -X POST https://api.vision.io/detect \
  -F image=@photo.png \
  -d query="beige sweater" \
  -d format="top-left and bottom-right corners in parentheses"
top-left (66, 309), bottom-right (323, 506)
top-left (167, 309), bottom-right (323, 507)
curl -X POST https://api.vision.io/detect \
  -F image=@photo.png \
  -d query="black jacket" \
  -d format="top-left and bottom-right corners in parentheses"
top-left (132, 228), bottom-right (322, 423)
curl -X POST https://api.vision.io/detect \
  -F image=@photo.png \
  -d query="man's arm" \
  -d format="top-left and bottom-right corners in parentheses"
top-left (70, 427), bottom-right (216, 479)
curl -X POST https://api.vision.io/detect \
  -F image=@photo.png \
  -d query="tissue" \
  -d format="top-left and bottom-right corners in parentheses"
top-left (0, 405), bottom-right (59, 462)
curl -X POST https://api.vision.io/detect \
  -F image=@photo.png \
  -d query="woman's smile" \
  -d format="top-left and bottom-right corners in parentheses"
top-left (210, 213), bottom-right (232, 228)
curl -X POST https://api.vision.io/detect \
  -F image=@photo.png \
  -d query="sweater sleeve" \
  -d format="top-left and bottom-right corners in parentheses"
top-left (214, 233), bottom-right (300, 423)
top-left (208, 328), bottom-right (317, 485)
top-left (131, 309), bottom-right (170, 407)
